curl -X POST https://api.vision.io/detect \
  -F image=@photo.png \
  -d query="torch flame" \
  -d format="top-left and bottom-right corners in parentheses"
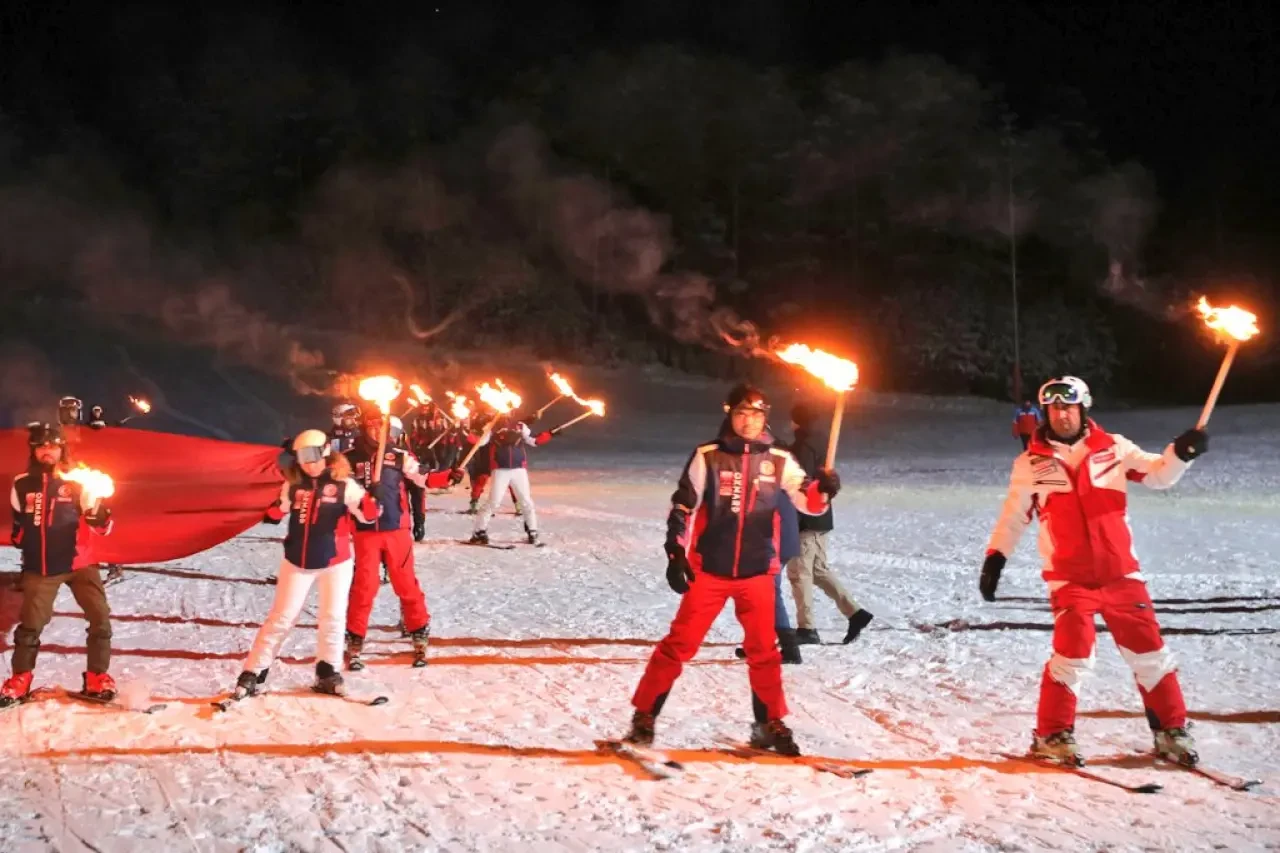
top-left (358, 375), bottom-right (402, 414)
top-left (585, 399), bottom-right (605, 416)
top-left (550, 372), bottom-right (575, 397)
top-left (63, 464), bottom-right (115, 502)
top-left (775, 343), bottom-right (859, 393)
top-left (409, 383), bottom-right (432, 405)
top-left (1196, 297), bottom-right (1260, 343)
top-left (128, 396), bottom-right (152, 414)
top-left (450, 395), bottom-right (472, 420)
top-left (476, 379), bottom-right (522, 414)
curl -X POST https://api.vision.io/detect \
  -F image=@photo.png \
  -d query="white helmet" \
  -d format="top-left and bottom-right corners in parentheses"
top-left (332, 403), bottom-right (359, 426)
top-left (1038, 376), bottom-right (1092, 409)
top-left (292, 429), bottom-right (332, 464)
top-left (389, 416), bottom-right (404, 443)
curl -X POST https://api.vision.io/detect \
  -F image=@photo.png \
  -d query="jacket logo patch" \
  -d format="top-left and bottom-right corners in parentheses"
top-left (323, 484), bottom-right (338, 497)
top-left (718, 471), bottom-right (734, 496)
top-left (1093, 451), bottom-right (1116, 464)
top-left (1032, 461), bottom-right (1058, 478)
top-left (57, 485), bottom-right (72, 498)
top-left (759, 460), bottom-right (775, 477)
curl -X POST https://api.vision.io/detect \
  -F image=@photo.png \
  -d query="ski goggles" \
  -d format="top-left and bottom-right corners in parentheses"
top-left (295, 443), bottom-right (331, 464)
top-left (1038, 381), bottom-right (1087, 406)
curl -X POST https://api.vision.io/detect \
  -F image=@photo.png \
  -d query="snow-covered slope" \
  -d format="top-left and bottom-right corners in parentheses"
top-left (1, 378), bottom-right (1276, 852)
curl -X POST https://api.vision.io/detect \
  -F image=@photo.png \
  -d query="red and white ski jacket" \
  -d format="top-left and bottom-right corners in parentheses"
top-left (986, 420), bottom-right (1190, 586)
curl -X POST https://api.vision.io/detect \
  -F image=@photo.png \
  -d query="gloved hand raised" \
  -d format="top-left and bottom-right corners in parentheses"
top-left (816, 468), bottom-right (841, 498)
top-left (1173, 428), bottom-right (1208, 462)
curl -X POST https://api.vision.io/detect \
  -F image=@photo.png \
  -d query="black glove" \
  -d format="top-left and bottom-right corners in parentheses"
top-left (261, 512), bottom-right (282, 525)
top-left (980, 552), bottom-right (1006, 602)
top-left (815, 468), bottom-right (841, 498)
top-left (665, 546), bottom-right (695, 594)
top-left (413, 519), bottom-right (426, 542)
top-left (448, 467), bottom-right (465, 487)
top-left (1173, 428), bottom-right (1208, 462)
top-left (85, 506), bottom-right (112, 529)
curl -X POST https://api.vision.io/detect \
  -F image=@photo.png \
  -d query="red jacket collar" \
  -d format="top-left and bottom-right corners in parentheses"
top-left (1027, 418), bottom-right (1114, 457)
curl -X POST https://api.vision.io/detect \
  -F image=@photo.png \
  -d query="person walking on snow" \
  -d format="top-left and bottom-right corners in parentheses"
top-left (468, 413), bottom-right (552, 547)
top-left (982, 375), bottom-right (1207, 767)
top-left (1, 424), bottom-right (115, 707)
top-left (236, 430), bottom-right (378, 699)
top-left (344, 411), bottom-right (460, 670)
top-left (1012, 400), bottom-right (1042, 451)
top-left (623, 385), bottom-right (841, 756)
top-left (786, 403), bottom-right (874, 645)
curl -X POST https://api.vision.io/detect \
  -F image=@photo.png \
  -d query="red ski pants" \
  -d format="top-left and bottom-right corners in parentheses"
top-left (1038, 577), bottom-right (1186, 736)
top-left (346, 530), bottom-right (429, 638)
top-left (632, 572), bottom-right (787, 720)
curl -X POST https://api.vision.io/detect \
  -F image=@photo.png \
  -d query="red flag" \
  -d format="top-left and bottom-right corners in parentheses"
top-left (0, 427), bottom-right (283, 566)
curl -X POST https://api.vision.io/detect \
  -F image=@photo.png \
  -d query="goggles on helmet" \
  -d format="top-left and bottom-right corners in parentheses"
top-left (295, 443), bottom-right (331, 465)
top-left (1039, 380), bottom-right (1087, 406)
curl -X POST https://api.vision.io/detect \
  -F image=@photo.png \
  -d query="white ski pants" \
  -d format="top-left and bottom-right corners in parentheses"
top-left (474, 468), bottom-right (537, 533)
top-left (244, 557), bottom-right (353, 674)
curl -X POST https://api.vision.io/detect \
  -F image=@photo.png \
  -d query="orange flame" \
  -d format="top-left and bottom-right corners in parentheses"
top-left (476, 379), bottom-right (522, 414)
top-left (358, 375), bottom-right (402, 414)
top-left (450, 394), bottom-right (472, 420)
top-left (775, 343), bottom-right (859, 393)
top-left (409, 383), bottom-right (432, 405)
top-left (128, 396), bottom-right (152, 414)
top-left (550, 372), bottom-right (575, 397)
top-left (584, 399), bottom-right (605, 416)
top-left (1196, 297), bottom-right (1260, 343)
top-left (63, 464), bottom-right (115, 502)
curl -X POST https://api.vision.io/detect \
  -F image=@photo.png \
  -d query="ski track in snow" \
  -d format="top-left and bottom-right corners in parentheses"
top-left (1, 385), bottom-right (1278, 852)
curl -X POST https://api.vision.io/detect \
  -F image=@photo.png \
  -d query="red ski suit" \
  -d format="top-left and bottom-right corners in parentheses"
top-left (632, 430), bottom-right (828, 721)
top-left (987, 421), bottom-right (1193, 736)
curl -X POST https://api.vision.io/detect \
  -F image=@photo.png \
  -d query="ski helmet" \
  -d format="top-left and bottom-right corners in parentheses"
top-left (28, 422), bottom-right (65, 447)
top-left (90, 405), bottom-right (104, 419)
top-left (1038, 376), bottom-right (1092, 409)
top-left (332, 402), bottom-right (359, 427)
top-left (389, 416), bottom-right (405, 445)
top-left (724, 384), bottom-right (770, 414)
top-left (58, 396), bottom-right (83, 424)
top-left (292, 429), bottom-right (332, 465)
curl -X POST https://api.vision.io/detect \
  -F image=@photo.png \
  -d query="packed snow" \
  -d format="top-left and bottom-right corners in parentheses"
top-left (1, 373), bottom-right (1277, 852)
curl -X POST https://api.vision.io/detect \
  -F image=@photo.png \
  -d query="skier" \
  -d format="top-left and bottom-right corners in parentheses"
top-left (1, 423), bottom-right (115, 707)
top-left (344, 410), bottom-right (461, 670)
top-left (87, 405), bottom-right (109, 429)
top-left (233, 430), bottom-right (378, 699)
top-left (982, 375), bottom-right (1207, 767)
top-left (468, 412), bottom-right (552, 546)
top-left (329, 403), bottom-right (360, 454)
top-left (623, 385), bottom-right (841, 755)
top-left (785, 403), bottom-right (873, 645)
top-left (57, 395), bottom-right (83, 427)
top-left (1012, 400), bottom-right (1042, 451)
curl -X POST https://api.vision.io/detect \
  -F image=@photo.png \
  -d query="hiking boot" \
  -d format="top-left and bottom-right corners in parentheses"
top-left (842, 609), bottom-right (874, 644)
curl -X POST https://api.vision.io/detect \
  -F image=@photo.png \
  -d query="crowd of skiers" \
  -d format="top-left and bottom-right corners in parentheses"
top-left (0, 374), bottom-right (1211, 772)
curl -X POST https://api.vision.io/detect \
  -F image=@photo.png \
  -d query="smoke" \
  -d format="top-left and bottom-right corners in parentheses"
top-left (0, 342), bottom-right (56, 426)
top-left (487, 124), bottom-right (760, 351)
top-left (1081, 165), bottom-right (1177, 317)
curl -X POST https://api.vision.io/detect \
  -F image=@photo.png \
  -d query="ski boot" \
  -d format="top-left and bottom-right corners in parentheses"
top-left (623, 710), bottom-right (657, 747)
top-left (345, 631), bottom-right (366, 671)
top-left (794, 629), bottom-right (822, 645)
top-left (1154, 726), bottom-right (1199, 767)
top-left (409, 625), bottom-right (430, 668)
top-left (525, 526), bottom-right (540, 546)
top-left (105, 564), bottom-right (124, 584)
top-left (313, 662), bottom-right (346, 696)
top-left (233, 669), bottom-right (267, 699)
top-left (1030, 729), bottom-right (1084, 766)
top-left (750, 719), bottom-right (801, 756)
top-left (843, 609), bottom-right (874, 644)
top-left (468, 530), bottom-right (489, 546)
top-left (778, 629), bottom-right (804, 665)
top-left (0, 671), bottom-right (34, 708)
top-left (82, 671), bottom-right (117, 702)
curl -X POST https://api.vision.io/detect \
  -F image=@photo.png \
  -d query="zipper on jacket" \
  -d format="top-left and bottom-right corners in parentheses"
top-left (300, 484), bottom-right (317, 568)
top-left (732, 450), bottom-right (749, 578)
top-left (41, 473), bottom-right (49, 576)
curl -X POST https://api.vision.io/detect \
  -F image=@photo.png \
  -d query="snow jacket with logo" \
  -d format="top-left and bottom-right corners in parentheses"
top-left (986, 420), bottom-right (1190, 586)
top-left (347, 438), bottom-right (452, 533)
top-left (265, 471), bottom-right (376, 569)
top-left (10, 463), bottom-right (112, 576)
top-left (666, 428), bottom-right (829, 580)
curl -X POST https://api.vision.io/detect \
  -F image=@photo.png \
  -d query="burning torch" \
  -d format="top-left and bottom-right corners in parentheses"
top-left (429, 393), bottom-right (471, 449)
top-left (118, 396), bottom-right (152, 425)
top-left (457, 380), bottom-right (521, 469)
top-left (535, 372), bottom-right (575, 418)
top-left (358, 375), bottom-right (402, 483)
top-left (549, 399), bottom-right (606, 435)
top-left (775, 343), bottom-right (859, 468)
top-left (1195, 297), bottom-right (1260, 429)
top-left (63, 463), bottom-right (115, 513)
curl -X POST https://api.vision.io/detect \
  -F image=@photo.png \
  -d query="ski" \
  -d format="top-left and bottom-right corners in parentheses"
top-left (311, 687), bottom-right (389, 707)
top-left (68, 691), bottom-right (166, 714)
top-left (715, 738), bottom-right (871, 778)
top-left (457, 540), bottom-right (517, 550)
top-left (1156, 758), bottom-right (1261, 792)
top-left (595, 739), bottom-right (683, 780)
top-left (0, 695), bottom-right (35, 714)
top-left (212, 691), bottom-right (260, 713)
top-left (998, 752), bottom-right (1161, 794)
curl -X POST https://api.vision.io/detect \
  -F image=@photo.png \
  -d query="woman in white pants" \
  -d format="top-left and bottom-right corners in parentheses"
top-left (233, 429), bottom-right (377, 699)
top-left (469, 416), bottom-right (553, 546)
